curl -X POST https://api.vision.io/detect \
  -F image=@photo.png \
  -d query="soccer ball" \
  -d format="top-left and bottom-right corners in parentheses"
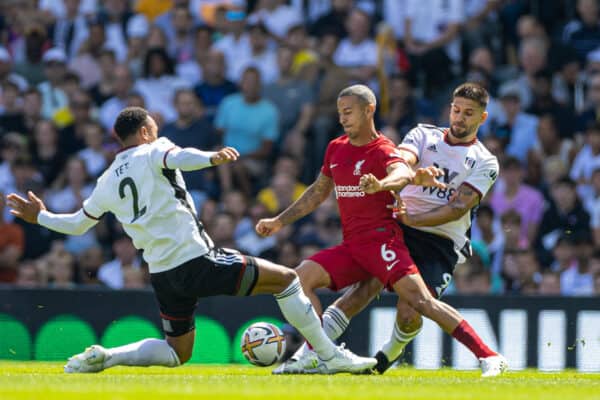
top-left (241, 322), bottom-right (286, 366)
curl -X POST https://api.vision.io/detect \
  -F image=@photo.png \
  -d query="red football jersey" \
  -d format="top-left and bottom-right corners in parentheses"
top-left (321, 134), bottom-right (401, 240)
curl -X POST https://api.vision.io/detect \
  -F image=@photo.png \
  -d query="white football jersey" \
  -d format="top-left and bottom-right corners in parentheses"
top-left (398, 124), bottom-right (499, 253)
top-left (82, 137), bottom-right (213, 273)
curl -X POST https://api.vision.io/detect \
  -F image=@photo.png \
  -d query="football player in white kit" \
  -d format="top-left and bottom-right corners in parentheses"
top-left (6, 107), bottom-right (377, 374)
top-left (286, 83), bottom-right (508, 377)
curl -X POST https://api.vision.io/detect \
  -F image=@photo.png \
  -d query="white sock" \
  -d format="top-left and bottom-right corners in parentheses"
top-left (103, 339), bottom-right (180, 368)
top-left (381, 322), bottom-right (421, 361)
top-left (322, 305), bottom-right (350, 340)
top-left (275, 278), bottom-right (335, 360)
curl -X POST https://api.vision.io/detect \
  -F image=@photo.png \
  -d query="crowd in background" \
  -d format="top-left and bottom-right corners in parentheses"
top-left (0, 0), bottom-right (599, 297)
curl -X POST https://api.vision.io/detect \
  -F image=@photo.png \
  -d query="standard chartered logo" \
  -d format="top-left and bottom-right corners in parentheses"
top-left (334, 185), bottom-right (365, 198)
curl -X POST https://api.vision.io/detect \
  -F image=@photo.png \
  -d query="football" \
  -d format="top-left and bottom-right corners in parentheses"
top-left (241, 322), bottom-right (286, 366)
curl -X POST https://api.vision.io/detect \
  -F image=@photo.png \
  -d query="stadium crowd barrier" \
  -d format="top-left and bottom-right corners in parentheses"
top-left (0, 288), bottom-right (598, 371)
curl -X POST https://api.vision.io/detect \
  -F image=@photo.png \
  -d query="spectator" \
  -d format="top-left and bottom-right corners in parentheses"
top-left (333, 9), bottom-right (377, 85)
top-left (68, 20), bottom-right (106, 88)
top-left (175, 25), bottom-right (215, 85)
top-left (561, 233), bottom-right (596, 296)
top-left (536, 177), bottom-right (591, 266)
top-left (490, 157), bottom-right (545, 243)
top-left (571, 121), bottom-right (600, 199)
top-left (0, 190), bottom-right (24, 283)
top-left (231, 23), bottom-right (278, 85)
top-left (215, 67), bottom-right (279, 194)
top-left (209, 212), bottom-right (238, 249)
top-left (221, 189), bottom-right (253, 240)
top-left (15, 260), bottom-right (47, 288)
top-left (380, 73), bottom-right (436, 140)
top-left (193, 49), bottom-right (238, 122)
top-left (12, 24), bottom-right (48, 85)
top-left (30, 120), bottom-right (67, 186)
top-left (550, 234), bottom-right (578, 272)
top-left (493, 83), bottom-right (539, 162)
top-left (77, 245), bottom-right (104, 285)
top-left (526, 69), bottom-right (577, 138)
top-left (99, 64), bottom-right (133, 130)
top-left (309, 0), bottom-right (352, 39)
top-left (404, 0), bottom-right (463, 96)
top-left (77, 122), bottom-right (110, 179)
top-left (161, 88), bottom-right (218, 193)
top-left (38, 47), bottom-right (69, 120)
top-left (58, 89), bottom-right (93, 155)
top-left (263, 45), bottom-right (315, 158)
top-left (134, 47), bottom-right (189, 123)
top-left (538, 270), bottom-right (561, 295)
top-left (213, 8), bottom-right (251, 83)
top-left (98, 234), bottom-right (142, 289)
top-left (0, 47), bottom-right (28, 93)
top-left (0, 82), bottom-right (26, 135)
top-left (45, 157), bottom-right (93, 213)
top-left (167, 5), bottom-right (196, 63)
top-left (0, 133), bottom-right (29, 197)
top-left (50, 0), bottom-right (89, 59)
top-left (249, 0), bottom-right (303, 39)
top-left (88, 50), bottom-right (118, 105)
top-left (563, 0), bottom-right (600, 61)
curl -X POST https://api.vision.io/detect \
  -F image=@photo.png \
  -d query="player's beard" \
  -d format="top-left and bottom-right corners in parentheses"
top-left (450, 124), bottom-right (474, 139)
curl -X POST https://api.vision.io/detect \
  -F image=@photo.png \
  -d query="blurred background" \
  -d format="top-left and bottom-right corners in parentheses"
top-left (0, 0), bottom-right (599, 370)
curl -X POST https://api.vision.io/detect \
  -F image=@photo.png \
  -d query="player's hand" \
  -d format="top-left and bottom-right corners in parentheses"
top-left (210, 147), bottom-right (239, 166)
top-left (413, 166), bottom-right (446, 189)
top-left (387, 191), bottom-right (413, 226)
top-left (359, 173), bottom-right (383, 194)
top-left (255, 217), bottom-right (283, 237)
top-left (6, 191), bottom-right (46, 224)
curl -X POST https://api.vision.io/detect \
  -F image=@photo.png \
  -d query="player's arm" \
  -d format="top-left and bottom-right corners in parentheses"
top-left (164, 146), bottom-right (239, 171)
top-left (6, 191), bottom-right (99, 235)
top-left (360, 148), bottom-right (445, 194)
top-left (395, 183), bottom-right (480, 227)
top-left (256, 173), bottom-right (334, 236)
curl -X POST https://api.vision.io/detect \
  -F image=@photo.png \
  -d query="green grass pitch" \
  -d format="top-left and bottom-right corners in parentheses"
top-left (1, 362), bottom-right (598, 400)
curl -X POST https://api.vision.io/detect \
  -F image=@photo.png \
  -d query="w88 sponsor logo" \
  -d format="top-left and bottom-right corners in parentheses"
top-left (422, 185), bottom-right (456, 200)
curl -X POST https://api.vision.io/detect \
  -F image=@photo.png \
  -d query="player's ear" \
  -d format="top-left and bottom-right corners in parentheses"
top-left (366, 103), bottom-right (375, 118)
top-left (480, 110), bottom-right (488, 124)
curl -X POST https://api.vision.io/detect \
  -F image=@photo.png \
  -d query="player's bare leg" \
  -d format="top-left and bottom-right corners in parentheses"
top-left (251, 257), bottom-right (376, 374)
top-left (392, 273), bottom-right (507, 376)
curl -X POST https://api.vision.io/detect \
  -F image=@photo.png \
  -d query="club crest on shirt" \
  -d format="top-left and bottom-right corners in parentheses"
top-left (427, 144), bottom-right (438, 152)
top-left (353, 159), bottom-right (366, 175)
top-left (465, 157), bottom-right (476, 169)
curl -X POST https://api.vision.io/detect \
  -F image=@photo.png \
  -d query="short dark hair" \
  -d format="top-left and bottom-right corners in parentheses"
top-left (113, 107), bottom-right (149, 141)
top-left (453, 82), bottom-right (489, 108)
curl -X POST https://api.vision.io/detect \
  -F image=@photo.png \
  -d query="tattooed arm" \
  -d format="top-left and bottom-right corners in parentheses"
top-left (256, 173), bottom-right (334, 236)
top-left (396, 183), bottom-right (481, 227)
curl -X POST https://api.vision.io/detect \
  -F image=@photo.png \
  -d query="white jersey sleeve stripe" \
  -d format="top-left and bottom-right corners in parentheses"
top-left (462, 181), bottom-right (482, 200)
top-left (82, 207), bottom-right (102, 220)
top-left (397, 145), bottom-right (420, 163)
top-left (163, 146), bottom-right (177, 169)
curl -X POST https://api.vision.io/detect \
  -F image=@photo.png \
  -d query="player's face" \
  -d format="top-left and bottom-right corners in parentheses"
top-left (449, 97), bottom-right (487, 139)
top-left (337, 96), bottom-right (371, 139)
top-left (143, 116), bottom-right (159, 143)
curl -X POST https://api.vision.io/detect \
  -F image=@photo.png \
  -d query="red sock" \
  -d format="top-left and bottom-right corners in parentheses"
top-left (451, 320), bottom-right (496, 359)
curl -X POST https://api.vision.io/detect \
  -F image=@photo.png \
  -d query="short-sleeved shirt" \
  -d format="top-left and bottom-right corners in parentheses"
top-left (398, 124), bottom-right (499, 250)
top-left (82, 137), bottom-right (213, 273)
top-left (322, 134), bottom-right (401, 240)
top-left (215, 93), bottom-right (279, 156)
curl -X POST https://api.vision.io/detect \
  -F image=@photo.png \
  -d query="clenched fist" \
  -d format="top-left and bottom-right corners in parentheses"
top-left (255, 217), bottom-right (283, 237)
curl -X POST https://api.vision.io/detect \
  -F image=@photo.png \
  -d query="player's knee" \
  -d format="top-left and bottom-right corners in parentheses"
top-left (396, 302), bottom-right (421, 326)
top-left (280, 267), bottom-right (297, 286)
top-left (407, 295), bottom-right (435, 316)
top-left (176, 348), bottom-right (192, 365)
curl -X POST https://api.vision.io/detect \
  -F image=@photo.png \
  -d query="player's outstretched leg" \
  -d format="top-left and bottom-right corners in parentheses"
top-left (251, 258), bottom-right (377, 374)
top-left (64, 338), bottom-right (181, 373)
top-left (391, 273), bottom-right (508, 377)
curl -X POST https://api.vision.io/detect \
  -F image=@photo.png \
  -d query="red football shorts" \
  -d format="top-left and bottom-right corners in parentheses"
top-left (308, 224), bottom-right (418, 291)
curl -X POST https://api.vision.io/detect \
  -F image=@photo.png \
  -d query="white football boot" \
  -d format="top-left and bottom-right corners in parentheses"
top-left (64, 345), bottom-right (110, 373)
top-left (272, 343), bottom-right (319, 374)
top-left (480, 354), bottom-right (508, 377)
top-left (306, 343), bottom-right (377, 375)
